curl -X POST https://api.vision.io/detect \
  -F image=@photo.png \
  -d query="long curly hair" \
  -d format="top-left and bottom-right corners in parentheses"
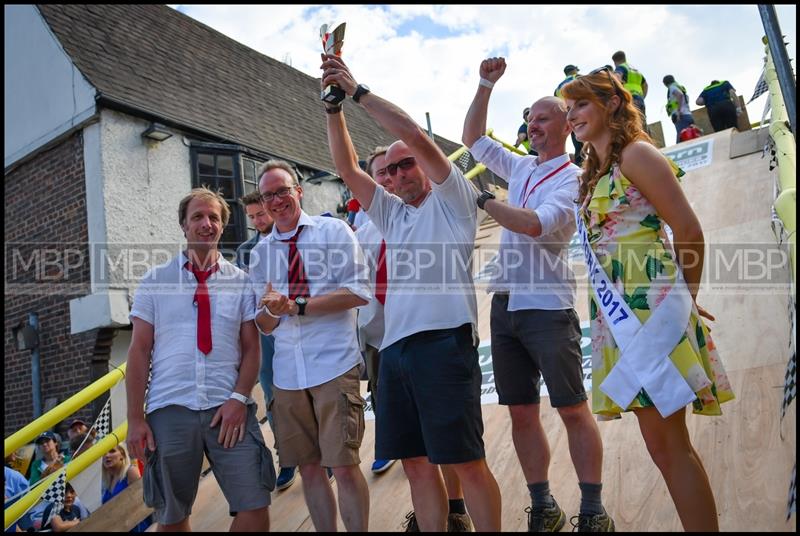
top-left (560, 69), bottom-right (653, 205)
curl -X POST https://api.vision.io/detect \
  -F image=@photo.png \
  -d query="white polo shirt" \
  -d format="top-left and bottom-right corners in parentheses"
top-left (366, 162), bottom-right (479, 350)
top-left (129, 252), bottom-right (257, 414)
top-left (469, 135), bottom-right (578, 311)
top-left (248, 211), bottom-right (370, 390)
top-left (354, 219), bottom-right (386, 351)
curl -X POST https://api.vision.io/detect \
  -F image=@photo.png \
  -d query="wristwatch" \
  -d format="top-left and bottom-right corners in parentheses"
top-left (476, 189), bottom-right (496, 210)
top-left (229, 392), bottom-right (252, 405)
top-left (352, 84), bottom-right (371, 103)
top-left (295, 296), bottom-right (308, 316)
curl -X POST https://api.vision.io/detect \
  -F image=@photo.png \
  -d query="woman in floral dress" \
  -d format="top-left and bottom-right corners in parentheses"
top-left (561, 68), bottom-right (734, 532)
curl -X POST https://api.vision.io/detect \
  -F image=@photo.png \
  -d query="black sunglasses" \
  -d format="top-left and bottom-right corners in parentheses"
top-left (587, 65), bottom-right (620, 95)
top-left (386, 156), bottom-right (416, 176)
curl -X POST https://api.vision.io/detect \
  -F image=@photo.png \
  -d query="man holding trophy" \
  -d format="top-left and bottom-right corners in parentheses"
top-left (319, 28), bottom-right (503, 532)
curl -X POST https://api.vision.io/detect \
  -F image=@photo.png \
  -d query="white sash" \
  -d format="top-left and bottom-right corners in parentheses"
top-left (575, 205), bottom-right (696, 418)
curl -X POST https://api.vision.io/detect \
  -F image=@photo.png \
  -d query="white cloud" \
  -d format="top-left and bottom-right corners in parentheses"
top-left (171, 4), bottom-right (796, 150)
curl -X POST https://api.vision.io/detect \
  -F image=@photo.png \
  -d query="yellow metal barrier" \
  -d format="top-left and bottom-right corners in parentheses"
top-left (763, 36), bottom-right (797, 279)
top-left (4, 363), bottom-right (126, 458)
top-left (5, 422), bottom-right (128, 530)
top-left (446, 129), bottom-right (526, 184)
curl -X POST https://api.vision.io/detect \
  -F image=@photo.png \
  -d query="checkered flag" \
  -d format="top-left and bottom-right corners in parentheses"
top-left (788, 462), bottom-right (796, 520)
top-left (748, 67), bottom-right (769, 103)
top-left (90, 398), bottom-right (112, 440)
top-left (783, 350), bottom-right (797, 422)
top-left (40, 468), bottom-right (67, 526)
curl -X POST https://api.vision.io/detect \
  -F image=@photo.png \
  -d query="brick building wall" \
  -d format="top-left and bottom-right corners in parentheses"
top-left (4, 131), bottom-right (106, 436)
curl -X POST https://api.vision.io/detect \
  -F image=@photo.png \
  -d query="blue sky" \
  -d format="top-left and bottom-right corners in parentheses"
top-left (171, 4), bottom-right (796, 150)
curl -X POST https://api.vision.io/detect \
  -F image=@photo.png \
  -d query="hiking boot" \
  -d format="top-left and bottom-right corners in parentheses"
top-left (525, 498), bottom-right (566, 532)
top-left (275, 466), bottom-right (296, 491)
top-left (403, 511), bottom-right (420, 532)
top-left (447, 512), bottom-right (473, 532)
top-left (570, 511), bottom-right (615, 532)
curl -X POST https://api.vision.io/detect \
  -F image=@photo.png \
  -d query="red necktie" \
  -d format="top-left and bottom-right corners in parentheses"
top-left (187, 262), bottom-right (219, 354)
top-left (376, 240), bottom-right (387, 306)
top-left (282, 226), bottom-right (309, 300)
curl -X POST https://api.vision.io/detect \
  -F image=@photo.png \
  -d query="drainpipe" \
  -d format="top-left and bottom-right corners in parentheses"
top-left (30, 312), bottom-right (42, 418)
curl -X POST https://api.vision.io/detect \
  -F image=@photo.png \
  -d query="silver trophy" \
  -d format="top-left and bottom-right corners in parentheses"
top-left (320, 22), bottom-right (347, 105)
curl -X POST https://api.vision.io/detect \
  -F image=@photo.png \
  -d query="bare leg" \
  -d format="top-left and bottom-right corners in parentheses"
top-left (556, 401), bottom-right (603, 484)
top-left (332, 464), bottom-right (370, 531)
top-left (299, 462), bottom-right (337, 532)
top-left (507, 403), bottom-right (551, 484)
top-left (401, 456), bottom-right (448, 531)
top-left (441, 464), bottom-right (463, 499)
top-left (229, 506), bottom-right (269, 532)
top-left (446, 458), bottom-right (502, 531)
top-left (157, 518), bottom-right (191, 532)
top-left (634, 406), bottom-right (719, 531)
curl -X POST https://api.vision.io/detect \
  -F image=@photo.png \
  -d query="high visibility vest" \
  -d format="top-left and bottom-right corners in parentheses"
top-left (666, 82), bottom-right (688, 116)
top-left (619, 62), bottom-right (644, 96)
top-left (555, 74), bottom-right (579, 98)
top-left (701, 80), bottom-right (734, 106)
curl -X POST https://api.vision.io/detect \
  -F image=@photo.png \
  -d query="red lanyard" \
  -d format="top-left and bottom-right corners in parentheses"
top-left (519, 160), bottom-right (571, 208)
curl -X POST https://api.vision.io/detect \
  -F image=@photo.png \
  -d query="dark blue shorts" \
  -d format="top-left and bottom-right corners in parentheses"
top-left (375, 324), bottom-right (485, 464)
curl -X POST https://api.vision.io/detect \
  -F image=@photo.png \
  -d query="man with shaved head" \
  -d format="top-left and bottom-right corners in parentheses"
top-left (321, 54), bottom-right (501, 532)
top-left (462, 57), bottom-right (614, 532)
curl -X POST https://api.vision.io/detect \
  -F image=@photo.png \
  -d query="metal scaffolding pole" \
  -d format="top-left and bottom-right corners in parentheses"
top-left (758, 4), bottom-right (797, 136)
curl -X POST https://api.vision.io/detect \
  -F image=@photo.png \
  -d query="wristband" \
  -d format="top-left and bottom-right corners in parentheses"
top-left (260, 304), bottom-right (281, 319)
top-left (325, 105), bottom-right (342, 114)
top-left (229, 392), bottom-right (252, 405)
top-left (479, 78), bottom-right (495, 89)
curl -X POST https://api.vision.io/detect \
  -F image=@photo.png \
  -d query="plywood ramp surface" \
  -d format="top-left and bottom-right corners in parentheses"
top-left (189, 362), bottom-right (795, 532)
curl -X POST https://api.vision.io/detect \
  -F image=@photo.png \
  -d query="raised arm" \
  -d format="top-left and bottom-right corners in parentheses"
top-left (462, 57), bottom-right (506, 147)
top-left (321, 54), bottom-right (451, 184)
top-left (323, 87), bottom-right (377, 209)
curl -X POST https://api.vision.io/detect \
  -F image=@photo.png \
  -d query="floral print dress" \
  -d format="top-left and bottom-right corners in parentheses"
top-left (579, 161), bottom-right (735, 419)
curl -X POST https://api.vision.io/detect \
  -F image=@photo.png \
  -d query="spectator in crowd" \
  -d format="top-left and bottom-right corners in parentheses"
top-left (612, 50), bottom-right (648, 130)
top-left (40, 483), bottom-right (84, 532)
top-left (101, 444), bottom-right (153, 532)
top-left (515, 107), bottom-right (537, 155)
top-left (663, 75), bottom-right (695, 144)
top-left (696, 80), bottom-right (740, 132)
top-left (5, 465), bottom-right (29, 533)
top-left (555, 64), bottom-right (584, 164)
top-left (68, 432), bottom-right (96, 459)
top-left (29, 432), bottom-right (70, 485)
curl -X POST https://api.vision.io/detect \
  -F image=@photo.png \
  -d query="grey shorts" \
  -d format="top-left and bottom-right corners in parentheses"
top-left (490, 294), bottom-right (587, 407)
top-left (143, 403), bottom-right (275, 525)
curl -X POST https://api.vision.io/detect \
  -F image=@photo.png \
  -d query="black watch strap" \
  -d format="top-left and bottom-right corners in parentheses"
top-left (477, 190), bottom-right (495, 210)
top-left (352, 84), bottom-right (370, 103)
top-left (296, 300), bottom-right (307, 316)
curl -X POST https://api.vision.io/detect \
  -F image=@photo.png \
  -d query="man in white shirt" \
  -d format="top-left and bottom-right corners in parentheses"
top-left (321, 55), bottom-right (502, 532)
top-left (126, 187), bottom-right (273, 531)
top-left (250, 160), bottom-right (371, 532)
top-left (463, 57), bottom-right (613, 532)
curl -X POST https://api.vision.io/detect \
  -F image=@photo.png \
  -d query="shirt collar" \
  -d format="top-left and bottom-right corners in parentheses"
top-left (268, 210), bottom-right (317, 242)
top-left (532, 153), bottom-right (571, 173)
top-left (180, 250), bottom-right (229, 274)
